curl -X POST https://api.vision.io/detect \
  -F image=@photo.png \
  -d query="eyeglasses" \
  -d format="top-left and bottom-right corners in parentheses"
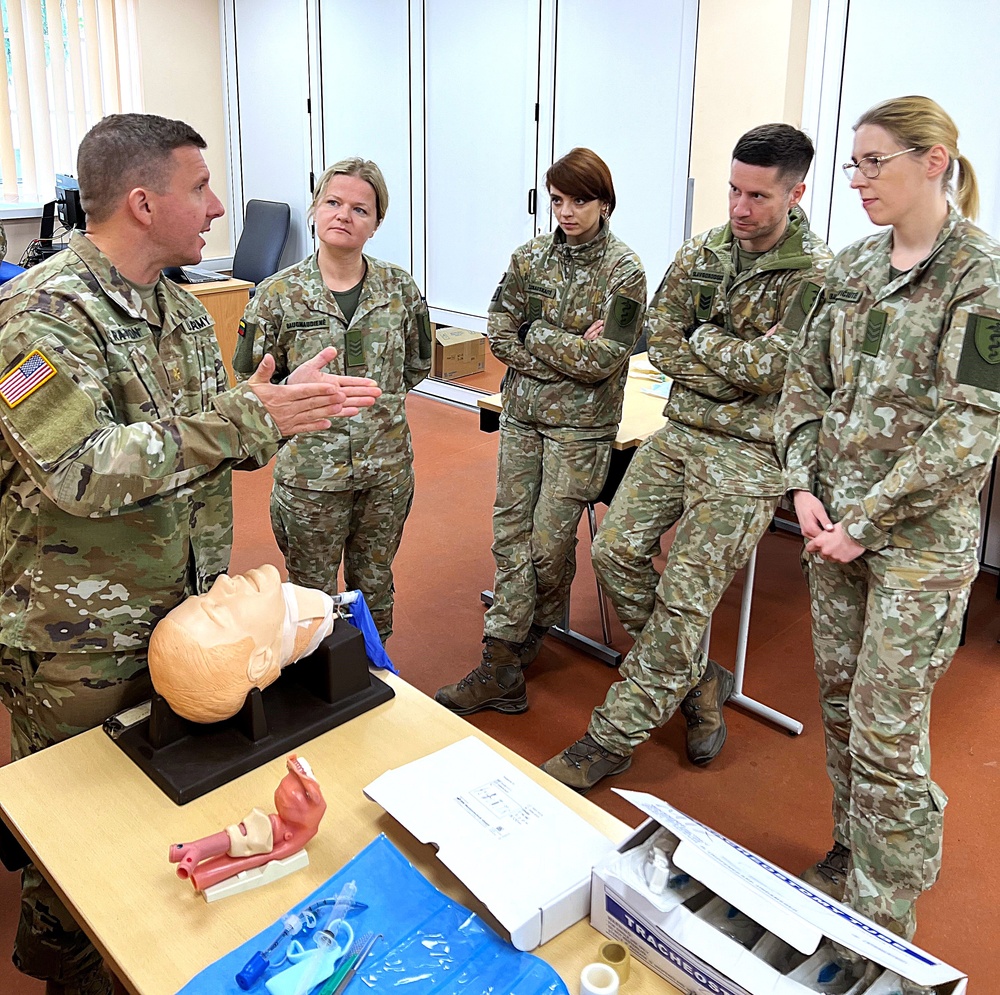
top-left (841, 147), bottom-right (918, 180)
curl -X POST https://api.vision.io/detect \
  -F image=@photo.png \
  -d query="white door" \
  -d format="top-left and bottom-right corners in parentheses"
top-left (545, 0), bottom-right (698, 287)
top-left (423, 0), bottom-right (542, 328)
top-left (809, 0), bottom-right (1000, 252)
top-left (228, 0), bottom-right (313, 267)
top-left (317, 0), bottom-right (415, 272)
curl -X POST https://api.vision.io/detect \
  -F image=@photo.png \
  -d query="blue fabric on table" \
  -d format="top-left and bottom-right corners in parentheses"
top-left (176, 833), bottom-right (568, 995)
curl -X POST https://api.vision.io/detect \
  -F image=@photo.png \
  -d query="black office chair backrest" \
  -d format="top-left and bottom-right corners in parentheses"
top-left (231, 199), bottom-right (291, 286)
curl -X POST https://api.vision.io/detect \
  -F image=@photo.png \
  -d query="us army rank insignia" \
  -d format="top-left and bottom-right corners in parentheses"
top-left (957, 312), bottom-right (1000, 393)
top-left (527, 296), bottom-right (543, 323)
top-left (862, 308), bottom-right (888, 357)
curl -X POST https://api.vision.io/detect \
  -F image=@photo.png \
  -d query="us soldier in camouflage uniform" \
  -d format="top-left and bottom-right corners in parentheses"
top-left (543, 125), bottom-right (831, 790)
top-left (234, 158), bottom-right (431, 642)
top-left (775, 98), bottom-right (1000, 970)
top-left (0, 115), bottom-right (378, 995)
top-left (435, 148), bottom-right (645, 715)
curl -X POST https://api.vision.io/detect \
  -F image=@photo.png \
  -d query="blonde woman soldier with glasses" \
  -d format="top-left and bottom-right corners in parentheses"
top-left (774, 95), bottom-right (1000, 980)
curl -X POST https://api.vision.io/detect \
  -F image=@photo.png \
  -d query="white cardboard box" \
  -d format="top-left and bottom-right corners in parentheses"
top-left (363, 736), bottom-right (619, 951)
top-left (591, 790), bottom-right (967, 995)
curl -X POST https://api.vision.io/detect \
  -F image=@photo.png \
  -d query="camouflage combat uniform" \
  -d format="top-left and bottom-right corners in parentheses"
top-left (589, 208), bottom-right (831, 753)
top-left (774, 207), bottom-right (1000, 941)
top-left (485, 223), bottom-right (645, 642)
top-left (1, 219), bottom-right (7, 261)
top-left (234, 253), bottom-right (431, 641)
top-left (0, 232), bottom-right (280, 991)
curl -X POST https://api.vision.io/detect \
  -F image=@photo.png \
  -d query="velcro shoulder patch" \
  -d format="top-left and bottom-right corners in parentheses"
top-left (0, 350), bottom-right (57, 408)
top-left (783, 281), bottom-right (823, 333)
top-left (488, 272), bottom-right (509, 313)
top-left (1, 352), bottom-right (98, 464)
top-left (606, 293), bottom-right (641, 345)
top-left (232, 318), bottom-right (258, 375)
top-left (418, 302), bottom-right (432, 361)
top-left (958, 311), bottom-right (1000, 392)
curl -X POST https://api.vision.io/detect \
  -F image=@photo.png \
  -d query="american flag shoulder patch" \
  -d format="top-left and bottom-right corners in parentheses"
top-left (0, 350), bottom-right (58, 408)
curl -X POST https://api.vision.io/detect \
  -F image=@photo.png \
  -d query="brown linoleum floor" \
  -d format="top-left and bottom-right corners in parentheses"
top-left (2, 391), bottom-right (998, 992)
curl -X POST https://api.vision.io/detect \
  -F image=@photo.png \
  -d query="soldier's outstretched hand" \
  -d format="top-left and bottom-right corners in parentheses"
top-left (287, 347), bottom-right (381, 417)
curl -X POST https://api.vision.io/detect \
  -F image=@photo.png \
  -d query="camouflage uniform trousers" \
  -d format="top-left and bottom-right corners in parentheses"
top-left (589, 428), bottom-right (778, 755)
top-left (803, 547), bottom-right (972, 942)
top-left (485, 412), bottom-right (611, 642)
top-left (270, 464), bottom-right (415, 642)
top-left (0, 645), bottom-right (152, 993)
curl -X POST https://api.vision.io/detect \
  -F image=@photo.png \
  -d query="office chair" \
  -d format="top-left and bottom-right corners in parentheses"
top-left (231, 199), bottom-right (291, 287)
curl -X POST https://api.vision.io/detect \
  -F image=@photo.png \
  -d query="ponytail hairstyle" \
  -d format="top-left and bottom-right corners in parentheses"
top-left (854, 95), bottom-right (979, 219)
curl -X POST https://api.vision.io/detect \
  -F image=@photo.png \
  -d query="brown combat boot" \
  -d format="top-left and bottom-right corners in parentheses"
top-left (800, 841), bottom-right (850, 902)
top-left (679, 658), bottom-right (735, 766)
top-left (517, 623), bottom-right (550, 669)
top-left (541, 734), bottom-right (632, 792)
top-left (434, 637), bottom-right (528, 715)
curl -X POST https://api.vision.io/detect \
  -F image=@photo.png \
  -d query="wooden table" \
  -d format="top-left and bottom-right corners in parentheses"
top-left (185, 278), bottom-right (254, 385)
top-left (0, 674), bottom-right (681, 995)
top-left (476, 353), bottom-right (668, 451)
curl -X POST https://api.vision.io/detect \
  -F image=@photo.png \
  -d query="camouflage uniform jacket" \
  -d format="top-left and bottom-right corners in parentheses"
top-left (775, 208), bottom-right (1000, 555)
top-left (0, 232), bottom-right (281, 653)
top-left (0, 219), bottom-right (6, 262)
top-left (234, 252), bottom-right (431, 491)
top-left (650, 208), bottom-right (832, 467)
top-left (489, 223), bottom-right (646, 441)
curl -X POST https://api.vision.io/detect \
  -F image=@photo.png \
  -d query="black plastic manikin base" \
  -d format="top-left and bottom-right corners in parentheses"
top-left (107, 621), bottom-right (394, 804)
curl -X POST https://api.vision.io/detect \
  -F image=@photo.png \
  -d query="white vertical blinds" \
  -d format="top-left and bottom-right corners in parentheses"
top-left (0, 0), bottom-right (141, 204)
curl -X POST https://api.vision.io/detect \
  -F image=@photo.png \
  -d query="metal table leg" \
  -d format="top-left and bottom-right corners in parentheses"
top-left (479, 590), bottom-right (622, 667)
top-left (700, 545), bottom-right (803, 735)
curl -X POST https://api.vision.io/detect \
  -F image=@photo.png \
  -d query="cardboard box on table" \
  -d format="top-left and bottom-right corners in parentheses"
top-left (590, 790), bottom-right (967, 995)
top-left (363, 736), bottom-right (619, 951)
top-left (433, 326), bottom-right (486, 379)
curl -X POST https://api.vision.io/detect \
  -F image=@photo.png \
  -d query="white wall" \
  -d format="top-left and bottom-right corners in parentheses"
top-left (134, 0), bottom-right (232, 261)
top-left (689, 0), bottom-right (812, 238)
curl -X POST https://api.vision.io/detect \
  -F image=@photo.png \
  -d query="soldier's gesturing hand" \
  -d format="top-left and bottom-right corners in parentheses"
top-left (582, 319), bottom-right (605, 341)
top-left (287, 347), bottom-right (382, 417)
top-left (246, 349), bottom-right (380, 436)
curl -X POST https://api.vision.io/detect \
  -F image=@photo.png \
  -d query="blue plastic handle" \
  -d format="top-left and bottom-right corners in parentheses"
top-left (236, 951), bottom-right (269, 990)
